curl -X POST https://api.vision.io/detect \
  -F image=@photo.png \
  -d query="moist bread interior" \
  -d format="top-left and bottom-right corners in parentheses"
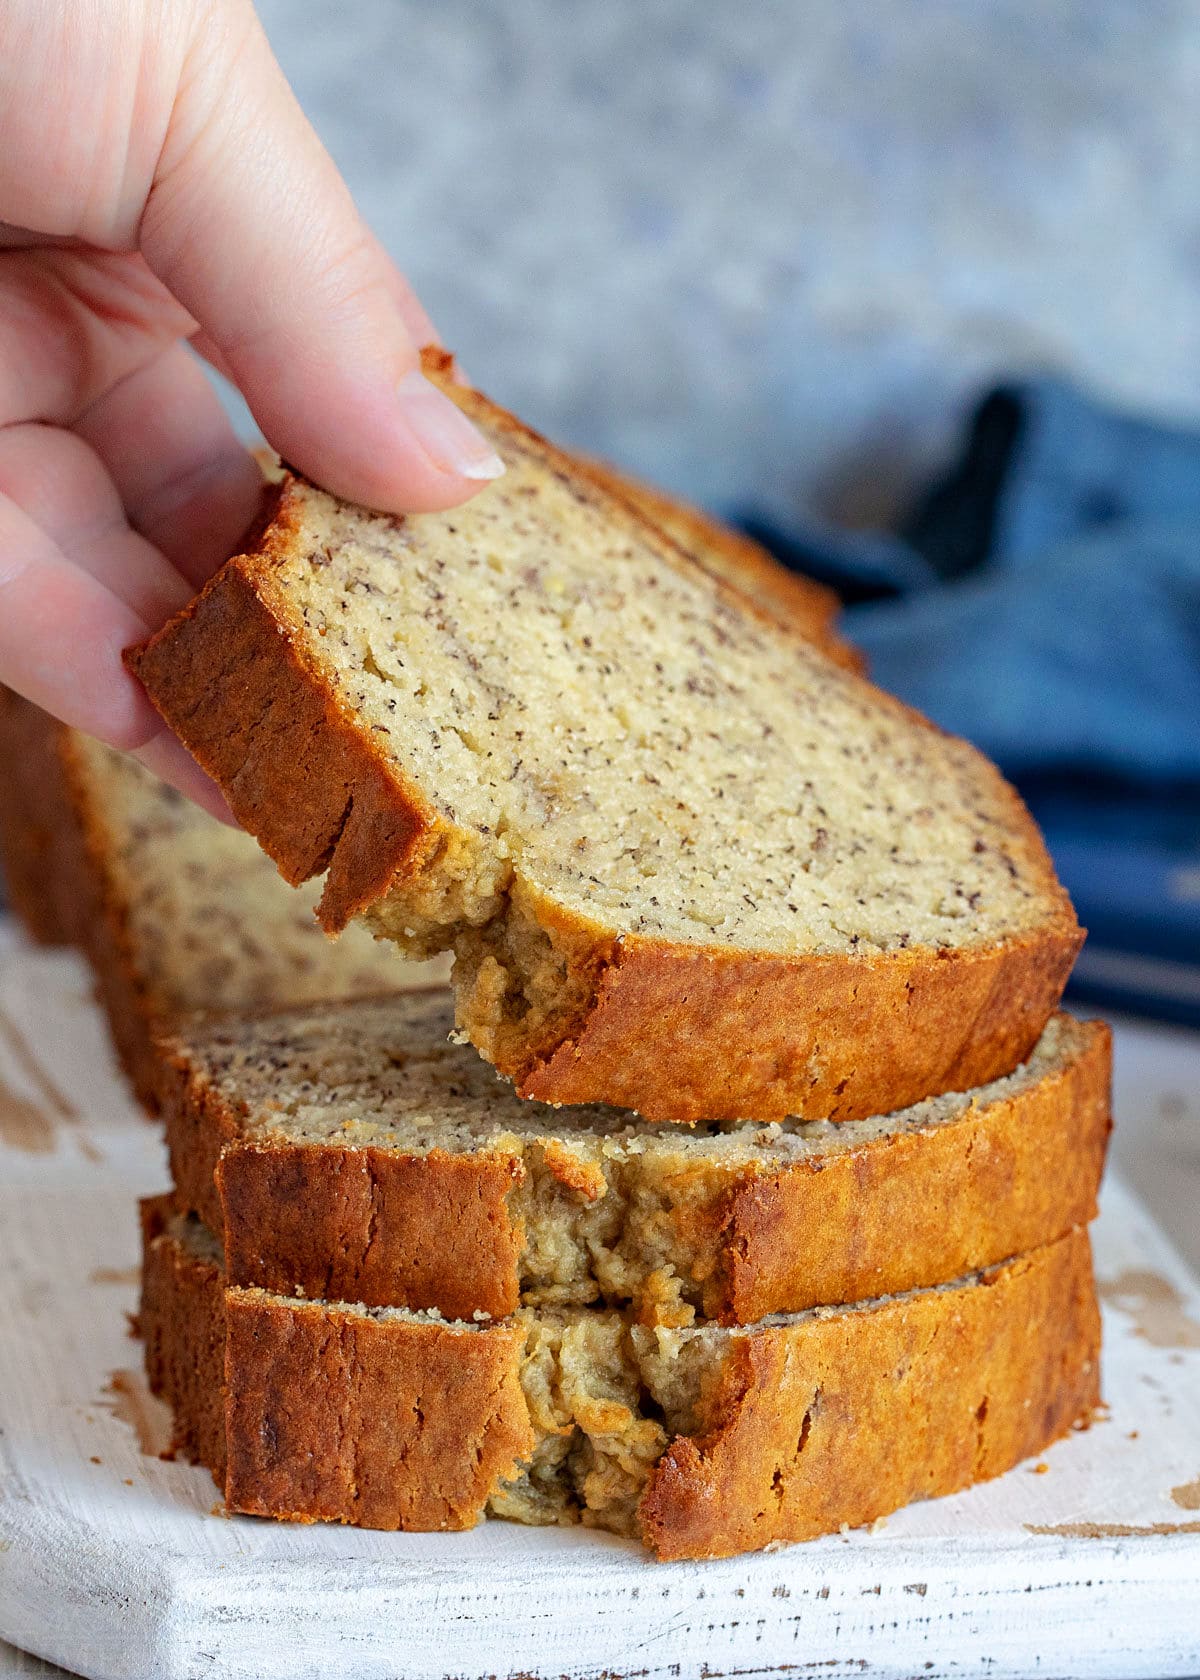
top-left (185, 996), bottom-right (1083, 1318)
top-left (168, 1211), bottom-right (1038, 1540)
top-left (282, 465), bottom-right (1058, 965)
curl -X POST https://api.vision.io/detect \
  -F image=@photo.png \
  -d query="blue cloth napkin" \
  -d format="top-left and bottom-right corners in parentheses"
top-left (740, 379), bottom-right (1200, 1023)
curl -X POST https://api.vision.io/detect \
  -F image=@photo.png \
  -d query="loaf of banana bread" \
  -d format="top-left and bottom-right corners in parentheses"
top-left (0, 688), bottom-right (444, 1106)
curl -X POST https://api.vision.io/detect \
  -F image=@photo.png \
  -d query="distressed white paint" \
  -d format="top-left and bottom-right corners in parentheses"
top-left (0, 929), bottom-right (1198, 1680)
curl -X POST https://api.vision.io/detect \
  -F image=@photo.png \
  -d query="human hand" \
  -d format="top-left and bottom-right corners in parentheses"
top-left (0, 0), bottom-right (503, 816)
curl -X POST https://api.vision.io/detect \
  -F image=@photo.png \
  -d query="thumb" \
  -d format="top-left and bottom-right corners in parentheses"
top-left (139, 2), bottom-right (502, 514)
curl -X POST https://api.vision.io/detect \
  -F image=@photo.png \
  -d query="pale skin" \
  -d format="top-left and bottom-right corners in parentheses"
top-left (0, 0), bottom-right (503, 817)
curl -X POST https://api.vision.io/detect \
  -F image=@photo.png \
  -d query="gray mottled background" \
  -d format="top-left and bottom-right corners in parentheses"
top-left (255, 0), bottom-right (1200, 527)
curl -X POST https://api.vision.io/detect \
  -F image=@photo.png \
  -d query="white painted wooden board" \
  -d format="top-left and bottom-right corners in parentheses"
top-left (1, 928), bottom-right (1198, 1680)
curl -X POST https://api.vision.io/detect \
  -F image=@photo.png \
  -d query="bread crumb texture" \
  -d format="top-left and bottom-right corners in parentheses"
top-left (571, 452), bottom-right (858, 666)
top-left (288, 470), bottom-right (1057, 958)
top-left (142, 1206), bottom-right (1101, 1561)
top-left (130, 370), bottom-right (1080, 1118)
top-left (164, 995), bottom-right (1109, 1324)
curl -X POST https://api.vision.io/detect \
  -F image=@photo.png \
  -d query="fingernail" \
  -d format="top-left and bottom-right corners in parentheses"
top-left (396, 368), bottom-right (505, 480)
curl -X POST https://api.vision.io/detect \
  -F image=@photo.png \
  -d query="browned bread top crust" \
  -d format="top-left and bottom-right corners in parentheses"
top-left (129, 361), bottom-right (1080, 1121)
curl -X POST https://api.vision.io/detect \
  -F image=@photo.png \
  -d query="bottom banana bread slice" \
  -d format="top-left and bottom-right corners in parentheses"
top-left (140, 1199), bottom-right (1100, 1561)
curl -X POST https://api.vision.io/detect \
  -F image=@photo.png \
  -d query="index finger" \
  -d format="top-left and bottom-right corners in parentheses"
top-left (140, 2), bottom-right (502, 514)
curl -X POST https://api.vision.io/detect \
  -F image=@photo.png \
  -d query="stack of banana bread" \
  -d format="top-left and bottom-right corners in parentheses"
top-left (2, 362), bottom-right (1109, 1561)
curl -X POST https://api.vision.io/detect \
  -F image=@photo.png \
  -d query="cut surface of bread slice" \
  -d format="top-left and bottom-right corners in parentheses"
top-left (575, 454), bottom-right (858, 667)
top-left (263, 424), bottom-right (858, 673)
top-left (130, 362), bottom-right (1081, 1121)
top-left (141, 1202), bottom-right (1100, 1561)
top-left (128, 359), bottom-right (1075, 1115)
top-left (0, 688), bottom-right (444, 1107)
top-left (161, 991), bottom-right (1109, 1325)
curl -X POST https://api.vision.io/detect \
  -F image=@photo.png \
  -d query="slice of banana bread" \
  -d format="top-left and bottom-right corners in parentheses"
top-left (577, 454), bottom-right (860, 668)
top-left (0, 688), bottom-right (445, 1107)
top-left (141, 1202), bottom-right (1100, 1561)
top-left (130, 362), bottom-right (1081, 1122)
top-left (159, 990), bottom-right (1109, 1325)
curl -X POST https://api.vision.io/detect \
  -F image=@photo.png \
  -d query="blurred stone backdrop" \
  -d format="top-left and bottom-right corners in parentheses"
top-left (255, 0), bottom-right (1200, 528)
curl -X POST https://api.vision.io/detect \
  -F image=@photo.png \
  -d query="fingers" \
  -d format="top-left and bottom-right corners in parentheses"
top-left (0, 424), bottom-right (192, 625)
top-left (0, 422), bottom-right (190, 740)
top-left (0, 453), bottom-right (236, 824)
top-left (74, 341), bottom-right (264, 588)
top-left (0, 485), bottom-right (165, 749)
top-left (140, 3), bottom-right (502, 514)
top-left (0, 250), bottom-right (261, 587)
top-left (0, 247), bottom-right (193, 430)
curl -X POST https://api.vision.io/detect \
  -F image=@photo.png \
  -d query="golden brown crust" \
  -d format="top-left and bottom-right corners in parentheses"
top-left (139, 1195), bottom-right (229, 1477)
top-left (707, 1019), bottom-right (1109, 1320)
top-left (0, 688), bottom-right (86, 945)
top-left (141, 1203), bottom-right (535, 1531)
top-left (0, 690), bottom-right (169, 1106)
top-left (128, 372), bottom-right (1081, 1124)
top-left (222, 1296), bottom-right (534, 1530)
top-left (640, 1226), bottom-right (1100, 1560)
top-left (157, 1043), bottom-right (253, 1233)
top-left (160, 1005), bottom-right (1109, 1324)
top-left (513, 914), bottom-right (1084, 1122)
top-left (143, 1217), bottom-right (1099, 1556)
top-left (217, 1144), bottom-right (526, 1322)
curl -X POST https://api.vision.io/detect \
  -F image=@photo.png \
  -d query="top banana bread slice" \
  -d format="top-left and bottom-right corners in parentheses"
top-left (129, 368), bottom-right (1082, 1122)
